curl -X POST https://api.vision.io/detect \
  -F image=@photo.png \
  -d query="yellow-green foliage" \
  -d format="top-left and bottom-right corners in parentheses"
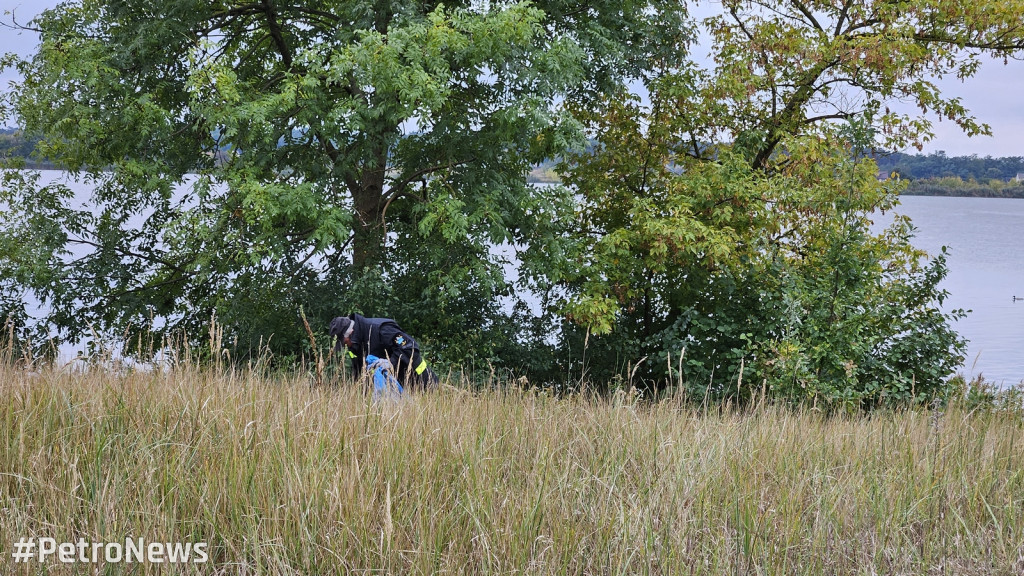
top-left (2, 363), bottom-right (1022, 575)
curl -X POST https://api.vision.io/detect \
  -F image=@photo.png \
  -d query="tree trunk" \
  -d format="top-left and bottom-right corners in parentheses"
top-left (350, 168), bottom-right (386, 272)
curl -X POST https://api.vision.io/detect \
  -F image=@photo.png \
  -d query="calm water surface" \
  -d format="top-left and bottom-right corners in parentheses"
top-left (892, 196), bottom-right (1024, 385)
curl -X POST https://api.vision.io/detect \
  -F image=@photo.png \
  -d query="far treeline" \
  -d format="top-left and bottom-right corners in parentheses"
top-left (4, 0), bottom-right (1024, 409)
top-left (876, 151), bottom-right (1024, 197)
top-left (534, 151), bottom-right (1024, 196)
top-left (0, 129), bottom-right (36, 158)
top-left (9, 128), bottom-right (1023, 197)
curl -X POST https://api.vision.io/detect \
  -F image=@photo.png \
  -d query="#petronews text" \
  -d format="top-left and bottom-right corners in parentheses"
top-left (11, 537), bottom-right (209, 564)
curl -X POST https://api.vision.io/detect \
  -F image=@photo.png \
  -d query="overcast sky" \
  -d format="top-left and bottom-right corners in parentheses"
top-left (3, 0), bottom-right (1023, 157)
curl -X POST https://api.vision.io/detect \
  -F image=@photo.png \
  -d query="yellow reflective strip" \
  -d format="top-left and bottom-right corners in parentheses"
top-left (415, 359), bottom-right (427, 375)
top-left (347, 351), bottom-right (356, 359)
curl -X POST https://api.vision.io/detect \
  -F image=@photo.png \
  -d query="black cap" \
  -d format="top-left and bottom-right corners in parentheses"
top-left (329, 316), bottom-right (353, 350)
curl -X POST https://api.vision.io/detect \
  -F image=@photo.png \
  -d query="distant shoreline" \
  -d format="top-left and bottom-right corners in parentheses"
top-left (899, 190), bottom-right (1024, 199)
top-left (896, 178), bottom-right (1024, 199)
top-left (7, 163), bottom-right (1024, 199)
top-left (525, 169), bottom-right (1024, 198)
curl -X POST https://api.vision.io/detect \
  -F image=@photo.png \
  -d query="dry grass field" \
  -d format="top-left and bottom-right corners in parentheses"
top-left (1, 358), bottom-right (1022, 575)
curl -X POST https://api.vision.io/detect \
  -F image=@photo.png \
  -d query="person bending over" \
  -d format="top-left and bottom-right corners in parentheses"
top-left (329, 313), bottom-right (439, 390)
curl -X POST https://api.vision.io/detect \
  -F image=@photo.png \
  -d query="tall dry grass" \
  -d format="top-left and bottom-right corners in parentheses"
top-left (1, 357), bottom-right (1022, 575)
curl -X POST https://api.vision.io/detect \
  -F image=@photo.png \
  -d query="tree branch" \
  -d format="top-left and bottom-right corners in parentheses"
top-left (105, 274), bottom-right (192, 301)
top-left (66, 236), bottom-right (187, 274)
top-left (913, 32), bottom-right (1024, 52)
top-left (260, 0), bottom-right (293, 69)
top-left (387, 157), bottom-right (477, 203)
top-left (789, 0), bottom-right (824, 33)
top-left (834, 0), bottom-right (853, 37)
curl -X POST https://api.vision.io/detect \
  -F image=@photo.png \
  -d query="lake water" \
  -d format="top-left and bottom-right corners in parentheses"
top-left (890, 196), bottom-right (1024, 385)
top-left (8, 173), bottom-right (1024, 384)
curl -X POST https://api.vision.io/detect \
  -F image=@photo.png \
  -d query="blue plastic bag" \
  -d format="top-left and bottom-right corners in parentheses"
top-left (366, 354), bottom-right (403, 401)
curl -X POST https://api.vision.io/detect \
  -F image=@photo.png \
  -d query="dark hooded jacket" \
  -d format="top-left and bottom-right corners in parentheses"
top-left (332, 313), bottom-right (437, 389)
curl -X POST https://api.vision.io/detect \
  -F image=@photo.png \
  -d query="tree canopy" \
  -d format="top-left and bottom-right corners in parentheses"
top-left (1, 0), bottom-right (687, 361)
top-left (3, 0), bottom-right (1023, 406)
top-left (545, 0), bottom-right (1024, 403)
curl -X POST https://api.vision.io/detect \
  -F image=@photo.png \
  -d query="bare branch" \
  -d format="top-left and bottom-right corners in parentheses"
top-left (789, 0), bottom-right (824, 33)
top-left (803, 112), bottom-right (854, 124)
top-left (834, 0), bottom-right (853, 37)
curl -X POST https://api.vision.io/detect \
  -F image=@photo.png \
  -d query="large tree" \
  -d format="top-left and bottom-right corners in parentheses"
top-left (0, 0), bottom-right (687, 359)
top-left (553, 0), bottom-right (1024, 404)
